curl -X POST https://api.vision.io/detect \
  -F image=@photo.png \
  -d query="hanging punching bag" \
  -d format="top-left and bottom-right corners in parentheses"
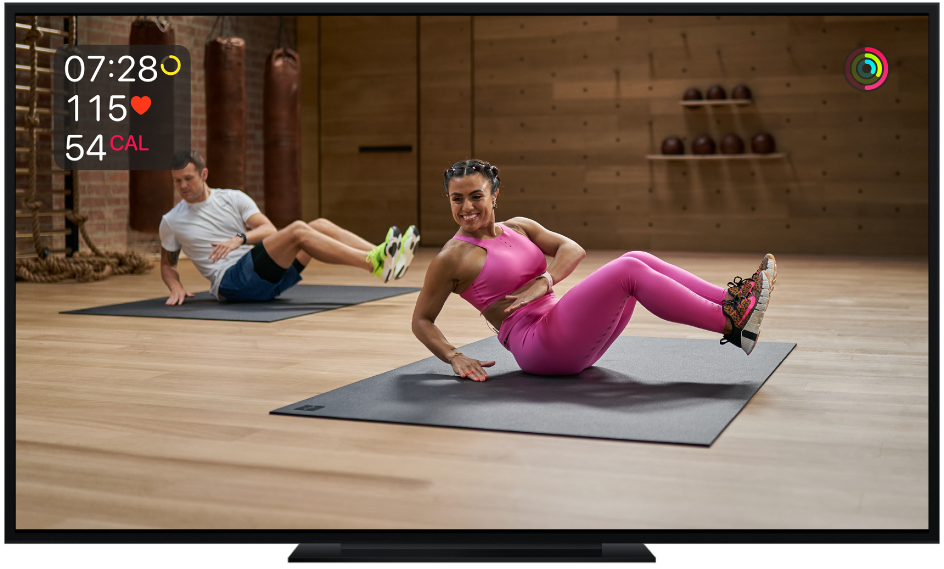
top-left (263, 48), bottom-right (301, 228)
top-left (128, 17), bottom-right (175, 232)
top-left (205, 37), bottom-right (246, 192)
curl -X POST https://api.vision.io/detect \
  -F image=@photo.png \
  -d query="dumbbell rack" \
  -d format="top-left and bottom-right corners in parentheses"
top-left (679, 99), bottom-right (753, 107)
top-left (647, 95), bottom-right (786, 161)
top-left (646, 153), bottom-right (787, 161)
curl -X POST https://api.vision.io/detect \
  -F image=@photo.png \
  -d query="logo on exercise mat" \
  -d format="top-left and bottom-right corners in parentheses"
top-left (844, 47), bottom-right (888, 91)
top-left (295, 405), bottom-right (324, 412)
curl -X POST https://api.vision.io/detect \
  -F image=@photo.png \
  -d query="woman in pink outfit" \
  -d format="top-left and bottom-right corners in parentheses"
top-left (412, 159), bottom-right (776, 380)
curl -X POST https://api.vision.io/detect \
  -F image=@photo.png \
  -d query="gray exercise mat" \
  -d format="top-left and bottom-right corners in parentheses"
top-left (61, 284), bottom-right (420, 323)
top-left (273, 336), bottom-right (795, 446)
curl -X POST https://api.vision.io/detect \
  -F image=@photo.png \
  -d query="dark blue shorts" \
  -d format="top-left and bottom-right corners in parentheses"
top-left (218, 244), bottom-right (303, 302)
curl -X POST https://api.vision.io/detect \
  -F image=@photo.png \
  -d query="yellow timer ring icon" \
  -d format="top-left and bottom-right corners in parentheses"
top-left (161, 55), bottom-right (181, 76)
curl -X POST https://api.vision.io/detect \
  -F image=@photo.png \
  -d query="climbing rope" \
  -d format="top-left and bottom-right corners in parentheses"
top-left (24, 16), bottom-right (45, 258)
top-left (15, 15), bottom-right (151, 283)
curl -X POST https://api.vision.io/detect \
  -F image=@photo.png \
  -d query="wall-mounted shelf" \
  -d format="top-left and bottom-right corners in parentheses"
top-left (646, 153), bottom-right (786, 161)
top-left (680, 100), bottom-right (752, 107)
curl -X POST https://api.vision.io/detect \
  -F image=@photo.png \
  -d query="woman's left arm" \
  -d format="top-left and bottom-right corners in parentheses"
top-left (504, 216), bottom-right (586, 286)
top-left (499, 217), bottom-right (586, 313)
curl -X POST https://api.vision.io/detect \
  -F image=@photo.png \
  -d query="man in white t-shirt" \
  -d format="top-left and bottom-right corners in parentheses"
top-left (159, 151), bottom-right (419, 305)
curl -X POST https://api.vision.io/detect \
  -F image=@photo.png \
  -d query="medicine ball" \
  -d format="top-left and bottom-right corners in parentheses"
top-left (683, 87), bottom-right (703, 101)
top-left (731, 84), bottom-right (752, 100)
top-left (661, 136), bottom-right (685, 155)
top-left (692, 135), bottom-right (716, 155)
top-left (706, 84), bottom-right (727, 100)
top-left (720, 133), bottom-right (744, 154)
top-left (751, 132), bottom-right (776, 154)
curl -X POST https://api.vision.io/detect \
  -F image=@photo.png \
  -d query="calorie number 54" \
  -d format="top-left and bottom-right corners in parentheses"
top-left (65, 134), bottom-right (105, 162)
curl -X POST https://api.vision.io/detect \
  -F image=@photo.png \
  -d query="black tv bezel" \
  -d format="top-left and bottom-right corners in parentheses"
top-left (4, 3), bottom-right (940, 560)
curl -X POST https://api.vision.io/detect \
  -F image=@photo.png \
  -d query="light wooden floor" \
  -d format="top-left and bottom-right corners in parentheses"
top-left (15, 249), bottom-right (929, 530)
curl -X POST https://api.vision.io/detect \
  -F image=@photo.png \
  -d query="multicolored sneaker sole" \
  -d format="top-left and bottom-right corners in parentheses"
top-left (721, 269), bottom-right (771, 355)
top-left (394, 225), bottom-right (420, 280)
top-left (759, 253), bottom-right (777, 291)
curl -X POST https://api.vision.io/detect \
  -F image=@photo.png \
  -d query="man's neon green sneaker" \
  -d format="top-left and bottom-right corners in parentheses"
top-left (366, 226), bottom-right (401, 283)
top-left (394, 225), bottom-right (420, 280)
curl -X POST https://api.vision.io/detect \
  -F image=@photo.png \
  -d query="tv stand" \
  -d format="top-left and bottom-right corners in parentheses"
top-left (288, 543), bottom-right (655, 562)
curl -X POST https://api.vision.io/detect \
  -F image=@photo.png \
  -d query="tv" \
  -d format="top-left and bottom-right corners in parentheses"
top-left (6, 2), bottom-right (940, 568)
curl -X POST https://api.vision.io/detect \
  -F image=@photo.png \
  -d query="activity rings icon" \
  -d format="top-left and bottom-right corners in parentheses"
top-left (160, 55), bottom-right (181, 76)
top-left (844, 47), bottom-right (888, 91)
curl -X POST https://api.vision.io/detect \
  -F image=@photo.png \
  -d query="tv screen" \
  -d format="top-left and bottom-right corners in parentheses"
top-left (6, 2), bottom-right (939, 568)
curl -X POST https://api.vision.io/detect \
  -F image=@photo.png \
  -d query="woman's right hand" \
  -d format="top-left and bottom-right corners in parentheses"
top-left (449, 353), bottom-right (496, 382)
top-left (413, 246), bottom-right (495, 382)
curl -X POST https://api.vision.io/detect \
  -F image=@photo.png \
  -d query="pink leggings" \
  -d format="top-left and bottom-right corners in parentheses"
top-left (499, 251), bottom-right (729, 375)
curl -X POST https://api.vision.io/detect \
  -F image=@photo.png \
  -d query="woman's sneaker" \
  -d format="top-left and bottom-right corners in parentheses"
top-left (726, 274), bottom-right (759, 299)
top-left (721, 269), bottom-right (771, 355)
top-left (726, 253), bottom-right (777, 298)
top-left (394, 225), bottom-right (420, 280)
top-left (366, 226), bottom-right (401, 283)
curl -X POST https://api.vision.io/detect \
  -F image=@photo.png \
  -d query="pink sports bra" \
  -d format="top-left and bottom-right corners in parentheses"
top-left (452, 224), bottom-right (548, 313)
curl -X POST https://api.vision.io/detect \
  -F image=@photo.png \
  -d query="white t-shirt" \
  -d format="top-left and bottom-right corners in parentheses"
top-left (159, 189), bottom-right (260, 300)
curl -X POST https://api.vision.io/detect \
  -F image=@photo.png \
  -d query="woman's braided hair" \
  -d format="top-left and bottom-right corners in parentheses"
top-left (443, 159), bottom-right (500, 195)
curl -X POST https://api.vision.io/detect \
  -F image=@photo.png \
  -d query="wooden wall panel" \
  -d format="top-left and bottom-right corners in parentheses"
top-left (319, 16), bottom-right (418, 241)
top-left (298, 16), bottom-right (320, 222)
top-left (474, 16), bottom-right (649, 250)
top-left (300, 15), bottom-right (928, 255)
top-left (419, 16), bottom-right (473, 246)
top-left (472, 15), bottom-right (929, 255)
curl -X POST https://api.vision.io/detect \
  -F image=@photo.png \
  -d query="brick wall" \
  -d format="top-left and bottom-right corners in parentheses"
top-left (52, 15), bottom-right (296, 254)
